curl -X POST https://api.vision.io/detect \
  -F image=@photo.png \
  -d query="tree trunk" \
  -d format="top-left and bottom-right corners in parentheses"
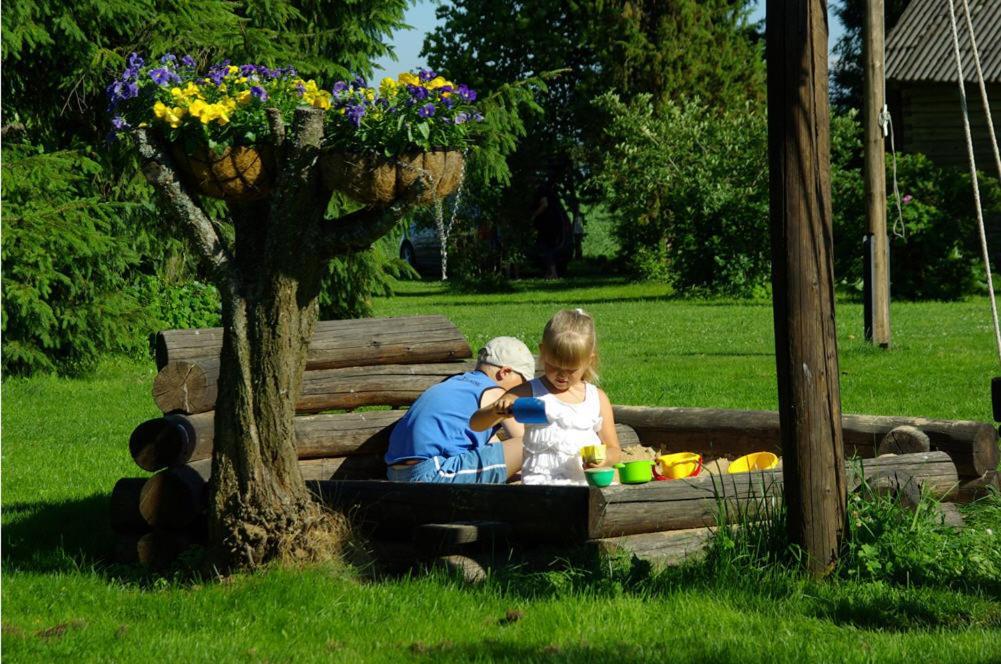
top-left (137, 107), bottom-right (421, 571)
top-left (209, 229), bottom-right (341, 567)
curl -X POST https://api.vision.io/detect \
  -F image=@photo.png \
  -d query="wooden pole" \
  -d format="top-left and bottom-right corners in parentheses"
top-left (766, 0), bottom-right (847, 576)
top-left (863, 0), bottom-right (891, 346)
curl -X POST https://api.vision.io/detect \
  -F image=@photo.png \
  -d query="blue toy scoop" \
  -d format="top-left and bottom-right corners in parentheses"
top-left (511, 397), bottom-right (550, 424)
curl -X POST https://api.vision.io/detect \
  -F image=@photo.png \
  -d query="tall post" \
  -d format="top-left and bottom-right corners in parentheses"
top-left (766, 0), bottom-right (847, 576)
top-left (863, 0), bottom-right (892, 346)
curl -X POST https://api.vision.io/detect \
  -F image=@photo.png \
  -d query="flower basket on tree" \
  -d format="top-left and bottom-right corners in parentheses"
top-left (109, 54), bottom-right (480, 569)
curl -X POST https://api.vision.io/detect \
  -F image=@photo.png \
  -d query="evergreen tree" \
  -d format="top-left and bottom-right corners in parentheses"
top-left (1, 1), bottom-right (409, 374)
top-left (422, 0), bottom-right (765, 271)
top-left (831, 0), bottom-right (912, 111)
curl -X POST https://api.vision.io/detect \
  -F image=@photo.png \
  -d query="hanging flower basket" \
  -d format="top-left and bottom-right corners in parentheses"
top-left (170, 143), bottom-right (276, 202)
top-left (319, 150), bottom-right (464, 206)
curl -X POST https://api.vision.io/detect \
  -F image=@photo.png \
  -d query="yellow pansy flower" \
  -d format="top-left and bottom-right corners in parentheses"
top-left (236, 90), bottom-right (252, 105)
top-left (184, 82), bottom-right (201, 98)
top-left (227, 65), bottom-right (239, 75)
top-left (380, 77), bottom-right (398, 95)
top-left (310, 90), bottom-right (332, 110)
top-left (188, 99), bottom-right (207, 118)
top-left (427, 76), bottom-right (450, 90)
top-left (398, 72), bottom-right (420, 87)
top-left (153, 101), bottom-right (168, 118)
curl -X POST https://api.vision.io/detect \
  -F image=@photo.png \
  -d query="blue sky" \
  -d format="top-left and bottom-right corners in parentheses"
top-left (374, 1), bottom-right (847, 74)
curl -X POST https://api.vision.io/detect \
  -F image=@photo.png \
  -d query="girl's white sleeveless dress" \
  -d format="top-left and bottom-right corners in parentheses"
top-left (521, 378), bottom-right (603, 485)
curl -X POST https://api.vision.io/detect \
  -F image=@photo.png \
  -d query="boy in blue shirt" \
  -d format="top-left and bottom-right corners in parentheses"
top-left (385, 337), bottom-right (535, 483)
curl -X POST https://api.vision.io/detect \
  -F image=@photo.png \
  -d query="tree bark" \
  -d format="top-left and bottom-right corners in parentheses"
top-left (766, 0), bottom-right (847, 577)
top-left (136, 107), bottom-right (419, 570)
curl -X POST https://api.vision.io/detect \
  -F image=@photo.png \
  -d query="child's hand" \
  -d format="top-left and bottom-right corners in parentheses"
top-left (492, 393), bottom-right (518, 417)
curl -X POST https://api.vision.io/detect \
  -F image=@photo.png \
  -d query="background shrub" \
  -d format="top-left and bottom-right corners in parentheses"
top-left (831, 118), bottom-right (1000, 300)
top-left (590, 93), bottom-right (770, 295)
top-left (1, 144), bottom-right (144, 375)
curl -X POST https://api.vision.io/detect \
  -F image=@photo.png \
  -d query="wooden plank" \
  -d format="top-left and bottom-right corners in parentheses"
top-left (308, 480), bottom-right (590, 544)
top-left (153, 359), bottom-right (475, 415)
top-left (155, 315), bottom-right (472, 370)
top-left (593, 527), bottom-right (715, 567)
top-left (588, 452), bottom-right (958, 539)
top-left (131, 407), bottom-right (639, 473)
top-left (613, 405), bottom-right (999, 478)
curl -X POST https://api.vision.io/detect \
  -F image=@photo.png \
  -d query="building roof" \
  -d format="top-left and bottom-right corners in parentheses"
top-left (886, 0), bottom-right (1001, 83)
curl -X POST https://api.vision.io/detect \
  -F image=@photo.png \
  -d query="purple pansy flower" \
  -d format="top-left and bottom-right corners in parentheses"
top-left (456, 84), bottom-right (477, 102)
top-left (160, 53), bottom-right (177, 65)
top-left (346, 104), bottom-right (366, 127)
top-left (250, 85), bottom-right (268, 101)
top-left (419, 68), bottom-right (436, 82)
top-left (473, 112), bottom-right (484, 122)
top-left (408, 85), bottom-right (429, 101)
top-left (208, 66), bottom-right (229, 85)
top-left (353, 75), bottom-right (367, 88)
top-left (453, 111), bottom-right (468, 125)
top-left (442, 96), bottom-right (455, 109)
top-left (332, 81), bottom-right (348, 94)
top-left (150, 68), bottom-right (180, 86)
top-left (418, 103), bottom-right (436, 118)
top-left (111, 116), bottom-right (130, 130)
top-left (128, 52), bottom-right (145, 69)
top-left (181, 55), bottom-right (197, 68)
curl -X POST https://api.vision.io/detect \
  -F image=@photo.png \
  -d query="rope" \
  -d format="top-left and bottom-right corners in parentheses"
top-left (945, 0), bottom-right (1001, 364)
top-left (960, 0), bottom-right (1001, 182)
top-left (885, 109), bottom-right (907, 239)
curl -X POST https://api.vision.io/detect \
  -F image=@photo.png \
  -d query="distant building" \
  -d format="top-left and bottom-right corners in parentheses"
top-left (886, 0), bottom-right (1000, 167)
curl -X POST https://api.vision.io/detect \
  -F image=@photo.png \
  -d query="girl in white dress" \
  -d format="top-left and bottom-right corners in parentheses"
top-left (470, 308), bottom-right (622, 485)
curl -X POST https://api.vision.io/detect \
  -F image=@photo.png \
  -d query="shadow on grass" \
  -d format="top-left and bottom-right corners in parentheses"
top-left (401, 638), bottom-right (755, 663)
top-left (3, 494), bottom-right (117, 573)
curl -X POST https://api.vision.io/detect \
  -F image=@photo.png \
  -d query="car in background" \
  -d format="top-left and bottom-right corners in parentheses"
top-left (399, 223), bottom-right (442, 276)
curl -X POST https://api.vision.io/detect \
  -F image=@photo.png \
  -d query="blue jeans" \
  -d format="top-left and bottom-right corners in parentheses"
top-left (386, 444), bottom-right (508, 484)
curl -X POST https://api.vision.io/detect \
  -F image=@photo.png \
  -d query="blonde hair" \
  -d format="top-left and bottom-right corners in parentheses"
top-left (540, 308), bottom-right (599, 383)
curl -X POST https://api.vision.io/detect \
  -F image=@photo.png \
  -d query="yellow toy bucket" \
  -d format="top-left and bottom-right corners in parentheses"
top-left (656, 452), bottom-right (702, 479)
top-left (728, 451), bottom-right (779, 473)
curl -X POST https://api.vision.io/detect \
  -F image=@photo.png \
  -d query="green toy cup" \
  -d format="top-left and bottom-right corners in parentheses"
top-left (584, 467), bottom-right (615, 487)
top-left (614, 460), bottom-right (655, 484)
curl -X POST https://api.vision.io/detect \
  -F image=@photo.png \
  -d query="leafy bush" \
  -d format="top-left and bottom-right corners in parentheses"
top-left (1, 144), bottom-right (143, 374)
top-left (831, 116), bottom-right (1000, 299)
top-left (840, 488), bottom-right (1001, 593)
top-left (590, 93), bottom-right (771, 295)
top-left (130, 275), bottom-right (222, 332)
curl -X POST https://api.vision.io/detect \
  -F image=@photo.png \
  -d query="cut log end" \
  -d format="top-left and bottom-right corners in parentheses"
top-left (152, 359), bottom-right (216, 414)
top-left (130, 417), bottom-right (191, 472)
top-left (878, 426), bottom-right (931, 456)
top-left (139, 466), bottom-right (207, 529)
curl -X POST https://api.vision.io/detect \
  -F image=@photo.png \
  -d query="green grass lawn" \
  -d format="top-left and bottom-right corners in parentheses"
top-left (3, 279), bottom-right (1000, 662)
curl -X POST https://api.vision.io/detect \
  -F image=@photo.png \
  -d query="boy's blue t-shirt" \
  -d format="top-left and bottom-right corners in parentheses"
top-left (385, 371), bottom-right (497, 464)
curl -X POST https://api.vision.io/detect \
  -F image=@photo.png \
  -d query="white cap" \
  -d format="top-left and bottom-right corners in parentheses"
top-left (477, 336), bottom-right (536, 381)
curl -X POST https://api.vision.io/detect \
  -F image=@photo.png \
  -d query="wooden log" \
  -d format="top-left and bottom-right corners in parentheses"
top-left (110, 478), bottom-right (150, 534)
top-left (114, 533), bottom-right (142, 564)
top-left (613, 405), bottom-right (999, 478)
top-left (131, 406), bottom-right (640, 474)
top-left (137, 456), bottom-right (390, 530)
top-left (136, 529), bottom-right (195, 569)
top-left (130, 410), bottom-right (403, 471)
top-left (588, 452), bottom-right (959, 539)
top-left (955, 470), bottom-right (1001, 504)
top-left (152, 357), bottom-right (219, 414)
top-left (308, 480), bottom-right (590, 544)
top-left (878, 426), bottom-right (931, 456)
top-left (155, 315), bottom-right (472, 370)
top-left (592, 527), bottom-right (715, 567)
top-left (139, 463), bottom-right (210, 529)
top-left (153, 360), bottom-right (476, 415)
